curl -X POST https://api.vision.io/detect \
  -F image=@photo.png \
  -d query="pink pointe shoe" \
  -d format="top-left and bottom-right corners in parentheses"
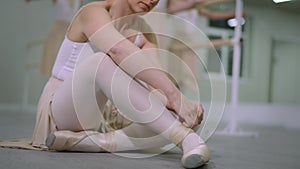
top-left (45, 130), bottom-right (100, 151)
top-left (181, 143), bottom-right (211, 168)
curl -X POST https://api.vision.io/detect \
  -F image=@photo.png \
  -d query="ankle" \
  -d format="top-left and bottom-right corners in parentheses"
top-left (182, 133), bottom-right (204, 153)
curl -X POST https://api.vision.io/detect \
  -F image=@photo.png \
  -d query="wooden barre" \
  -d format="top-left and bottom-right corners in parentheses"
top-left (170, 38), bottom-right (234, 50)
top-left (196, 0), bottom-right (246, 21)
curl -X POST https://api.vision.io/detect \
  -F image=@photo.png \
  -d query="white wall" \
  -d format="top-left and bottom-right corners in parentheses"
top-left (198, 4), bottom-right (300, 104)
top-left (237, 5), bottom-right (300, 103)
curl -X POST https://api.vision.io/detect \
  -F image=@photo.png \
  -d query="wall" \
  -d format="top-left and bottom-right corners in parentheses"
top-left (0, 1), bottom-right (299, 112)
top-left (238, 5), bottom-right (300, 103)
top-left (199, 4), bottom-right (300, 104)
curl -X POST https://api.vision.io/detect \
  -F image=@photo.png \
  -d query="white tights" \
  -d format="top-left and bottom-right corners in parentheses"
top-left (51, 54), bottom-right (201, 152)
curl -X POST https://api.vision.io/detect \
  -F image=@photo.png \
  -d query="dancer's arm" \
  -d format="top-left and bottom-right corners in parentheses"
top-left (80, 6), bottom-right (202, 128)
top-left (198, 7), bottom-right (244, 20)
top-left (82, 7), bottom-right (176, 101)
top-left (122, 30), bottom-right (204, 128)
top-left (122, 29), bottom-right (169, 104)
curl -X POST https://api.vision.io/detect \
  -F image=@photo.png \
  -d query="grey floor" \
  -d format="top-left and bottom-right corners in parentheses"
top-left (1, 110), bottom-right (300, 169)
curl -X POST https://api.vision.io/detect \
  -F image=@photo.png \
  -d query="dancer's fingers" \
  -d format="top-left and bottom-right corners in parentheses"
top-left (182, 115), bottom-right (197, 128)
top-left (188, 104), bottom-right (204, 128)
top-left (196, 104), bottom-right (204, 124)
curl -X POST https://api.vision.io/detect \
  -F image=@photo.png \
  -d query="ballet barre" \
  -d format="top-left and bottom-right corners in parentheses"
top-left (170, 38), bottom-right (235, 50)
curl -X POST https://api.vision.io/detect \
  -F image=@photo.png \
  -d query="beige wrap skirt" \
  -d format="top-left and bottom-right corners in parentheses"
top-left (0, 77), bottom-right (132, 151)
top-left (0, 77), bottom-right (62, 150)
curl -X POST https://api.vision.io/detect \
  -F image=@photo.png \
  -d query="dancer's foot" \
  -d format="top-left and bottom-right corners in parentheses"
top-left (46, 130), bottom-right (106, 151)
top-left (181, 133), bottom-right (210, 168)
top-left (181, 143), bottom-right (210, 168)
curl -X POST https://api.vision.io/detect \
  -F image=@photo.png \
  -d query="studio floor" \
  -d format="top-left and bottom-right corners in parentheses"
top-left (1, 110), bottom-right (300, 169)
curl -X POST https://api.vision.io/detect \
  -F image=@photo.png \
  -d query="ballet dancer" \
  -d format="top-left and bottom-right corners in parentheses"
top-left (14, 1), bottom-right (211, 168)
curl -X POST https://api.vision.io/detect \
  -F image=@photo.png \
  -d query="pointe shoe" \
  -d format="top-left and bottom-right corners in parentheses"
top-left (181, 143), bottom-right (210, 169)
top-left (45, 130), bottom-right (99, 151)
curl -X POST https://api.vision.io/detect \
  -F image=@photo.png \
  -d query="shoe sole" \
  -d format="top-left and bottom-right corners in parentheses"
top-left (182, 154), bottom-right (205, 169)
top-left (45, 133), bottom-right (56, 148)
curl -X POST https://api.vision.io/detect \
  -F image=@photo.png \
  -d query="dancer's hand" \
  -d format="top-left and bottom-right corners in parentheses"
top-left (167, 94), bottom-right (204, 128)
top-left (147, 86), bottom-right (203, 128)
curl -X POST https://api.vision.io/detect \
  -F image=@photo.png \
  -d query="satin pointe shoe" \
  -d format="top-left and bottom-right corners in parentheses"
top-left (181, 143), bottom-right (210, 169)
top-left (46, 130), bottom-right (100, 151)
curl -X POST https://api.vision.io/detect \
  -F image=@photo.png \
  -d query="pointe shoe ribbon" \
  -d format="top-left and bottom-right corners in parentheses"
top-left (169, 125), bottom-right (193, 150)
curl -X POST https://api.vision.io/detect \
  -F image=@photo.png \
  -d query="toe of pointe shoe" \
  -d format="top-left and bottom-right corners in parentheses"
top-left (181, 144), bottom-right (210, 169)
top-left (45, 131), bottom-right (71, 151)
top-left (45, 132), bottom-right (56, 149)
